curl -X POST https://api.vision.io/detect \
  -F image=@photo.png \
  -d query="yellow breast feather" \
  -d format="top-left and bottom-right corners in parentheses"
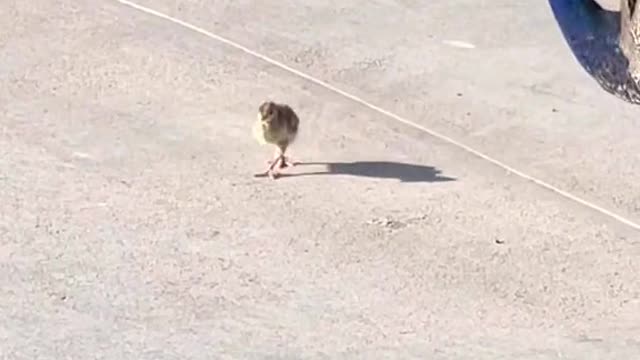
top-left (252, 119), bottom-right (268, 145)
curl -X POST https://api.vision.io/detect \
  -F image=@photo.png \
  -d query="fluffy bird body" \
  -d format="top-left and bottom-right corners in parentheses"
top-left (252, 113), bottom-right (297, 145)
top-left (253, 101), bottom-right (300, 178)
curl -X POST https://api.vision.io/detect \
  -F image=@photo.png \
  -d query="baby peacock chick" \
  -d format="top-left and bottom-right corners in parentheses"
top-left (252, 101), bottom-right (300, 179)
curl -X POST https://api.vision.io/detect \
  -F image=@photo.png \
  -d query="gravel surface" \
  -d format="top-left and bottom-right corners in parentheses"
top-left (1, 0), bottom-right (640, 359)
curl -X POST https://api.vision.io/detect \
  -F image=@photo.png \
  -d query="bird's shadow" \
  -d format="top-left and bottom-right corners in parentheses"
top-left (256, 161), bottom-right (456, 183)
top-left (549, 0), bottom-right (640, 104)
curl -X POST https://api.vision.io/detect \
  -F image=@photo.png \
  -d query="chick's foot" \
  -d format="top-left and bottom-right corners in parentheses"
top-left (266, 156), bottom-right (297, 169)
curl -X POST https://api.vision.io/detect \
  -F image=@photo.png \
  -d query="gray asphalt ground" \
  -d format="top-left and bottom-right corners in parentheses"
top-left (2, 0), bottom-right (640, 359)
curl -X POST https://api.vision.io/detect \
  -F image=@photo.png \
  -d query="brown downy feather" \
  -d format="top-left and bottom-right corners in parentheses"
top-left (254, 101), bottom-right (299, 147)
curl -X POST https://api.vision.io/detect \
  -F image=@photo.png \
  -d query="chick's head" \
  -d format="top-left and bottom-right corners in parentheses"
top-left (258, 101), bottom-right (278, 123)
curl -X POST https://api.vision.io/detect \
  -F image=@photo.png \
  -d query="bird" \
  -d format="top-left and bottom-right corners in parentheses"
top-left (252, 101), bottom-right (300, 179)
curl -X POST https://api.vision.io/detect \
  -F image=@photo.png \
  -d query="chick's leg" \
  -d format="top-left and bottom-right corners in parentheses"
top-left (263, 145), bottom-right (284, 179)
top-left (266, 147), bottom-right (283, 167)
top-left (267, 156), bottom-right (284, 179)
top-left (278, 142), bottom-right (299, 168)
top-left (266, 143), bottom-right (297, 168)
